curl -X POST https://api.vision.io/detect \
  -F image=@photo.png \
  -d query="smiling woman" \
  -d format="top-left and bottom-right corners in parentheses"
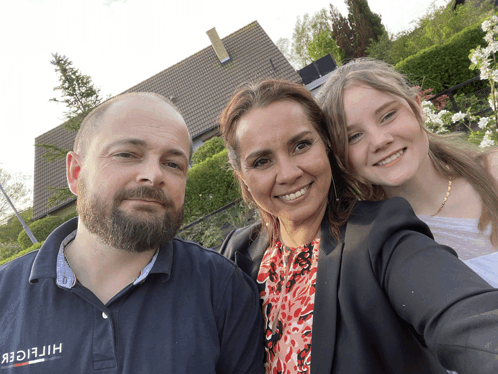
top-left (219, 78), bottom-right (498, 374)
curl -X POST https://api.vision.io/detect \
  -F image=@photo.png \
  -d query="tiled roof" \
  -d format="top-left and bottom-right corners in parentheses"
top-left (123, 21), bottom-right (301, 138)
top-left (33, 21), bottom-right (301, 220)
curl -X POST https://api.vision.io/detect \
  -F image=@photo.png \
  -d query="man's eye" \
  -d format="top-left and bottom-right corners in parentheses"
top-left (114, 152), bottom-right (135, 158)
top-left (165, 161), bottom-right (183, 170)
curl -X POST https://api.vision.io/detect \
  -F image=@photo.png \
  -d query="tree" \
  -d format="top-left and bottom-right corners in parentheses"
top-left (277, 8), bottom-right (344, 69)
top-left (0, 167), bottom-right (31, 225)
top-left (37, 53), bottom-right (109, 207)
top-left (330, 0), bottom-right (386, 61)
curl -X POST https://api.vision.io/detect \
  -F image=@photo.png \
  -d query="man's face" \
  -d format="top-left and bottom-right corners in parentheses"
top-left (73, 96), bottom-right (191, 252)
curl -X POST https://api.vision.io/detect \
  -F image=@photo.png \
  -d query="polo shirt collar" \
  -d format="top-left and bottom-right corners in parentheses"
top-left (29, 217), bottom-right (174, 285)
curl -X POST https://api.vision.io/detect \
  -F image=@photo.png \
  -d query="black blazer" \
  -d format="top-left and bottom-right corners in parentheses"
top-left (220, 197), bottom-right (498, 374)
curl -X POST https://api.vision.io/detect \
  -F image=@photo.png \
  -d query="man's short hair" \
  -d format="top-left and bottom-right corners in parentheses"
top-left (74, 92), bottom-right (192, 159)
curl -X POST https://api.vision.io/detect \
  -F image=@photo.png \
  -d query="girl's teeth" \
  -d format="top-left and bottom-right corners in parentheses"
top-left (377, 149), bottom-right (404, 165)
top-left (283, 186), bottom-right (308, 201)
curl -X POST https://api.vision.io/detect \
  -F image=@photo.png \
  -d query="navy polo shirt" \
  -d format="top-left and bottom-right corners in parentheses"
top-left (0, 218), bottom-right (264, 373)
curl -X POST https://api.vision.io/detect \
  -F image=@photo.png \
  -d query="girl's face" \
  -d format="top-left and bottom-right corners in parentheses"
top-left (235, 100), bottom-right (332, 228)
top-left (343, 85), bottom-right (429, 188)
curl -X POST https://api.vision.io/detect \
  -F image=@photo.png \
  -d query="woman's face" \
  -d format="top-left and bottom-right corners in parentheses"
top-left (235, 100), bottom-right (332, 228)
top-left (343, 85), bottom-right (429, 188)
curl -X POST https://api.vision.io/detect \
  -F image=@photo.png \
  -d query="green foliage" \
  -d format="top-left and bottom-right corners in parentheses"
top-left (46, 187), bottom-right (75, 207)
top-left (395, 22), bottom-right (487, 94)
top-left (387, 0), bottom-right (495, 64)
top-left (63, 210), bottom-right (78, 222)
top-left (37, 53), bottom-right (109, 208)
top-left (330, 0), bottom-right (386, 61)
top-left (282, 8), bottom-right (343, 69)
top-left (184, 149), bottom-right (241, 224)
top-left (366, 31), bottom-right (395, 64)
top-left (307, 30), bottom-right (345, 64)
top-left (191, 137), bottom-right (226, 165)
top-left (18, 215), bottom-right (64, 250)
top-left (178, 201), bottom-right (258, 249)
top-left (49, 53), bottom-right (106, 132)
top-left (0, 208), bottom-right (33, 244)
top-left (0, 241), bottom-right (43, 267)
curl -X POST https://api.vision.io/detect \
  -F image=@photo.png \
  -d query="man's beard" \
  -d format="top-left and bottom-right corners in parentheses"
top-left (77, 180), bottom-right (184, 253)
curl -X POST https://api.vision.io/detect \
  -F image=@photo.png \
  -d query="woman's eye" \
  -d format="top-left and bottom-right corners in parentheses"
top-left (348, 133), bottom-right (361, 143)
top-left (253, 158), bottom-right (270, 168)
top-left (295, 140), bottom-right (312, 151)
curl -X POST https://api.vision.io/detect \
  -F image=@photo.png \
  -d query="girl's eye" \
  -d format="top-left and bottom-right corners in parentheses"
top-left (295, 140), bottom-right (312, 151)
top-left (382, 110), bottom-right (396, 122)
top-left (348, 133), bottom-right (361, 143)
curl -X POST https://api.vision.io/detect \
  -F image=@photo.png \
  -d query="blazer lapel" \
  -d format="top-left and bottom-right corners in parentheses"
top-left (237, 228), bottom-right (269, 281)
top-left (311, 220), bottom-right (346, 374)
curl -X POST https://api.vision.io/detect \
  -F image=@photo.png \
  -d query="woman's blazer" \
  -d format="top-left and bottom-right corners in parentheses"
top-left (219, 197), bottom-right (498, 374)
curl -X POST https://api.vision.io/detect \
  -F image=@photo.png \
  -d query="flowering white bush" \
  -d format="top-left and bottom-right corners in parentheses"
top-left (468, 15), bottom-right (498, 148)
top-left (427, 16), bottom-right (498, 148)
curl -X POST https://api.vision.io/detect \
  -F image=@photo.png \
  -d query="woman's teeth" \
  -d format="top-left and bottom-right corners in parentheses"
top-left (377, 149), bottom-right (405, 166)
top-left (281, 185), bottom-right (309, 201)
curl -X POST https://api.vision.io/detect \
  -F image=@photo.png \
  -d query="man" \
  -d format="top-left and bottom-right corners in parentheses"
top-left (0, 93), bottom-right (264, 373)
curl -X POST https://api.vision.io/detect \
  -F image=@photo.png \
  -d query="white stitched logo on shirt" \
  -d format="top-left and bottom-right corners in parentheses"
top-left (1, 343), bottom-right (62, 369)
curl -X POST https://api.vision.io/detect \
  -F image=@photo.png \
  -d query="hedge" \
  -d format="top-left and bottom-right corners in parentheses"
top-left (184, 149), bottom-right (241, 223)
top-left (191, 137), bottom-right (226, 165)
top-left (0, 241), bottom-right (43, 266)
top-left (18, 215), bottom-right (64, 250)
top-left (395, 22), bottom-right (487, 94)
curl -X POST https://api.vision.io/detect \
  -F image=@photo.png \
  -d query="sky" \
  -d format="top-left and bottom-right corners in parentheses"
top-left (0, 0), bottom-right (449, 184)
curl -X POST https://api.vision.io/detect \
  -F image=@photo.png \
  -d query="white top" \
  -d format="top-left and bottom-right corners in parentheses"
top-left (418, 215), bottom-right (498, 287)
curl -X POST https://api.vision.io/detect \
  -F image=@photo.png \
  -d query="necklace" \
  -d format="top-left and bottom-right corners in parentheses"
top-left (432, 174), bottom-right (453, 216)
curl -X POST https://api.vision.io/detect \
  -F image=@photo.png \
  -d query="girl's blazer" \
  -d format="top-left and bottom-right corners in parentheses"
top-left (220, 197), bottom-right (498, 374)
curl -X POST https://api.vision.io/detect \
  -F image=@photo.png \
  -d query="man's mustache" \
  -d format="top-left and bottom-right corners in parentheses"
top-left (114, 186), bottom-right (173, 207)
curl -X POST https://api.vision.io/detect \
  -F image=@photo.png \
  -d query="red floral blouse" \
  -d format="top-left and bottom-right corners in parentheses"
top-left (257, 238), bottom-right (320, 374)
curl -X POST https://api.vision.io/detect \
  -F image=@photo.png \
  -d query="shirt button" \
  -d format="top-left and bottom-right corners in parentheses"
top-left (102, 312), bottom-right (108, 319)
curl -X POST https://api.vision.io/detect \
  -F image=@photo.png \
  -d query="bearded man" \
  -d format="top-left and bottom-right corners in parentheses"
top-left (0, 93), bottom-right (263, 374)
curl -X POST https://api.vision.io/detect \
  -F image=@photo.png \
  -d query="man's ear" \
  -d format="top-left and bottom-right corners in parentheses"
top-left (67, 151), bottom-right (82, 195)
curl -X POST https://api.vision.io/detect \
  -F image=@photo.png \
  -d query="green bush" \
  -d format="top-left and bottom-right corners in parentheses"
top-left (191, 137), bottom-right (226, 165)
top-left (395, 22), bottom-right (487, 94)
top-left (184, 149), bottom-right (241, 224)
top-left (0, 241), bottom-right (43, 266)
top-left (17, 216), bottom-right (64, 250)
top-left (63, 210), bottom-right (78, 222)
top-left (0, 208), bottom-right (33, 244)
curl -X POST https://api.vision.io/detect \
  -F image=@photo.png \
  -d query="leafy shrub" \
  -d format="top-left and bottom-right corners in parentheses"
top-left (184, 149), bottom-right (241, 224)
top-left (0, 208), bottom-right (33, 244)
top-left (191, 137), bottom-right (226, 165)
top-left (17, 216), bottom-right (64, 250)
top-left (395, 22), bottom-right (488, 94)
top-left (0, 241), bottom-right (43, 266)
top-left (63, 210), bottom-right (78, 222)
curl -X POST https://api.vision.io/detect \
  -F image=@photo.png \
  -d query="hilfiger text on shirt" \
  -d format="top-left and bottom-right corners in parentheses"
top-left (1, 343), bottom-right (62, 369)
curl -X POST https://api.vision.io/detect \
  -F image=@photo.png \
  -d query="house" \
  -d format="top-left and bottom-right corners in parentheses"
top-left (32, 21), bottom-right (301, 220)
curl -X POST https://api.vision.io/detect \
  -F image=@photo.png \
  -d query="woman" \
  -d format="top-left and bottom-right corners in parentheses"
top-left (317, 58), bottom-right (498, 287)
top-left (218, 78), bottom-right (498, 374)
